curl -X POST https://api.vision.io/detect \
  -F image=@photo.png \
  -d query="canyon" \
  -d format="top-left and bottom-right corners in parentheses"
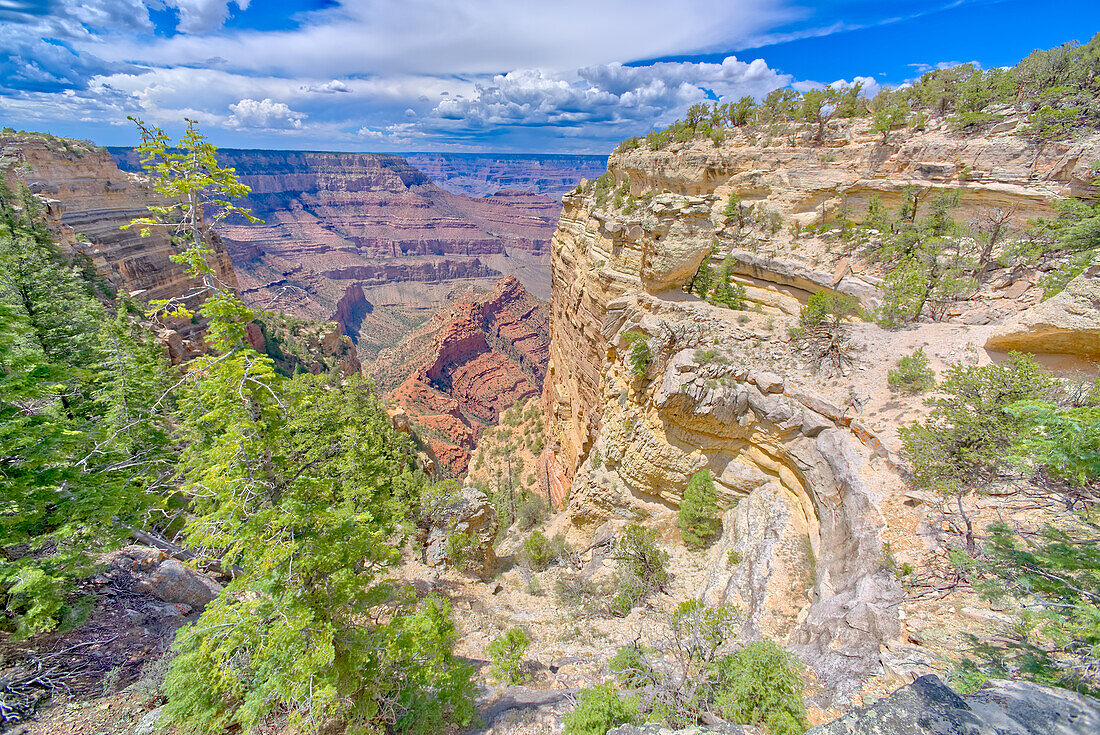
top-left (403, 152), bottom-right (607, 200)
top-left (0, 133), bottom-right (239, 363)
top-left (7, 108), bottom-right (1100, 734)
top-left (110, 148), bottom-right (596, 361)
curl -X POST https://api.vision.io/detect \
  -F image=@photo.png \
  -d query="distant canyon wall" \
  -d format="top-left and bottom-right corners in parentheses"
top-left (403, 152), bottom-right (607, 200)
top-left (111, 147), bottom-right (587, 357)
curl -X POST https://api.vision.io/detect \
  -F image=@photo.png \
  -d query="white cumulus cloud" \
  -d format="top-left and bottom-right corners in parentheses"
top-left (155, 0), bottom-right (251, 34)
top-left (227, 97), bottom-right (303, 129)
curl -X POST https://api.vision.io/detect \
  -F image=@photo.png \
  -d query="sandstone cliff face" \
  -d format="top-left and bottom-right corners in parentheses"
top-left (1, 133), bottom-right (239, 361)
top-left (541, 116), bottom-right (1100, 704)
top-left (112, 148), bottom-right (567, 357)
top-left (371, 276), bottom-right (550, 477)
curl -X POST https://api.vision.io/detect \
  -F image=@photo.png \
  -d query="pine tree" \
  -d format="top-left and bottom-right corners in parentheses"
top-left (679, 470), bottom-right (722, 548)
top-left (0, 191), bottom-right (174, 637)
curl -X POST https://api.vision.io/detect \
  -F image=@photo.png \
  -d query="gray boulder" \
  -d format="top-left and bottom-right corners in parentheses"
top-left (135, 559), bottom-right (222, 609)
top-left (424, 486), bottom-right (498, 575)
top-left (807, 675), bottom-right (1100, 735)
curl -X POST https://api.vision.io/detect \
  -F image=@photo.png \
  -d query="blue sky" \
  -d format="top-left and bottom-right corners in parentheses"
top-left (1, 0), bottom-right (1098, 153)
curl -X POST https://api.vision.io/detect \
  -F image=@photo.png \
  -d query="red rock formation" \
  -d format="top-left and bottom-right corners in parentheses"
top-left (375, 277), bottom-right (549, 477)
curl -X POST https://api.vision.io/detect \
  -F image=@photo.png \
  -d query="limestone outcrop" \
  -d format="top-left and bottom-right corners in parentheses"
top-left (424, 487), bottom-right (499, 575)
top-left (985, 265), bottom-right (1100, 357)
top-left (806, 674), bottom-right (1100, 735)
top-left (541, 116), bottom-right (1100, 706)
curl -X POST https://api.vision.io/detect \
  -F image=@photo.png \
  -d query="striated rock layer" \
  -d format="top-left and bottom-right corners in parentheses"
top-left (1, 133), bottom-right (239, 360)
top-left (370, 276), bottom-right (550, 477)
top-left (403, 152), bottom-right (607, 200)
top-left (112, 148), bottom-right (567, 358)
top-left (541, 116), bottom-right (1100, 705)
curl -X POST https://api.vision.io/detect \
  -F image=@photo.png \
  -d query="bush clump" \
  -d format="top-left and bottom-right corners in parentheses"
top-left (600, 600), bottom-right (807, 734)
top-left (622, 330), bottom-right (652, 378)
top-left (520, 530), bottom-right (570, 571)
top-left (563, 683), bottom-right (642, 735)
top-left (679, 469), bottom-right (723, 548)
top-left (887, 348), bottom-right (936, 393)
top-left (711, 640), bottom-right (808, 735)
top-left (486, 628), bottom-right (531, 684)
top-left (610, 525), bottom-right (670, 615)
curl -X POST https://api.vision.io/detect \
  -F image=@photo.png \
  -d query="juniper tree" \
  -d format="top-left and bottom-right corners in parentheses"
top-left (127, 120), bottom-right (475, 734)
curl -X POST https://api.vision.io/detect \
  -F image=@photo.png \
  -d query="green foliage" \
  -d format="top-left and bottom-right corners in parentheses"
top-left (868, 190), bottom-right (975, 326)
top-left (871, 101), bottom-right (910, 142)
top-left (953, 517), bottom-right (1100, 694)
top-left (887, 348), bottom-right (936, 393)
top-left (679, 470), bottom-right (722, 548)
top-left (553, 574), bottom-right (608, 617)
top-left (799, 291), bottom-right (860, 329)
top-left (563, 684), bottom-right (642, 735)
top-left (946, 354), bottom-right (1100, 694)
top-left (710, 254), bottom-right (746, 310)
top-left (711, 641), bottom-right (808, 735)
top-left (0, 186), bottom-right (174, 637)
top-left (126, 121), bottom-right (475, 734)
top-left (690, 245), bottom-right (718, 298)
top-left (622, 330), bottom-right (652, 378)
top-left (446, 529), bottom-right (480, 572)
top-left (602, 601), bottom-right (804, 734)
top-left (900, 353), bottom-right (1056, 500)
top-left (521, 530), bottom-right (569, 571)
top-left (486, 628), bottom-right (531, 685)
top-left (1007, 401), bottom-right (1100, 488)
top-left (610, 525), bottom-right (670, 615)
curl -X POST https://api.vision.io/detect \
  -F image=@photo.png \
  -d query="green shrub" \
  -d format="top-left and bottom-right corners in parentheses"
top-left (622, 330), bottom-right (652, 378)
top-left (521, 530), bottom-right (569, 571)
top-left (711, 640), bottom-right (808, 735)
top-left (486, 628), bottom-right (530, 685)
top-left (516, 491), bottom-right (547, 530)
top-left (446, 529), bottom-right (480, 572)
top-left (554, 574), bottom-right (607, 616)
top-left (611, 525), bottom-right (670, 615)
top-left (800, 291), bottom-right (860, 329)
top-left (710, 255), bottom-right (746, 310)
top-left (690, 246), bottom-right (717, 298)
top-left (679, 470), bottom-right (722, 548)
top-left (887, 348), bottom-right (936, 393)
top-left (563, 684), bottom-right (642, 735)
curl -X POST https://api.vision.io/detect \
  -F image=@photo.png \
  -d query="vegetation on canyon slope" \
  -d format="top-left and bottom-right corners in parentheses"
top-left (5, 33), bottom-right (1100, 735)
top-left (0, 121), bottom-right (475, 733)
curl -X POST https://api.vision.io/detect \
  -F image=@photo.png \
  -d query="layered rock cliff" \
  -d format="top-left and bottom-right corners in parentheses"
top-left (541, 114), bottom-right (1100, 704)
top-left (403, 153), bottom-right (608, 200)
top-left (112, 148), bottom-right (567, 358)
top-left (1, 132), bottom-right (239, 361)
top-left (370, 276), bottom-right (550, 476)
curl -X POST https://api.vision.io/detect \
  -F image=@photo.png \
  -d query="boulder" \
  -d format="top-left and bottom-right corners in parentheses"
top-left (985, 267), bottom-right (1100, 358)
top-left (134, 559), bottom-right (222, 609)
top-left (424, 487), bottom-right (499, 575)
top-left (806, 674), bottom-right (1100, 735)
